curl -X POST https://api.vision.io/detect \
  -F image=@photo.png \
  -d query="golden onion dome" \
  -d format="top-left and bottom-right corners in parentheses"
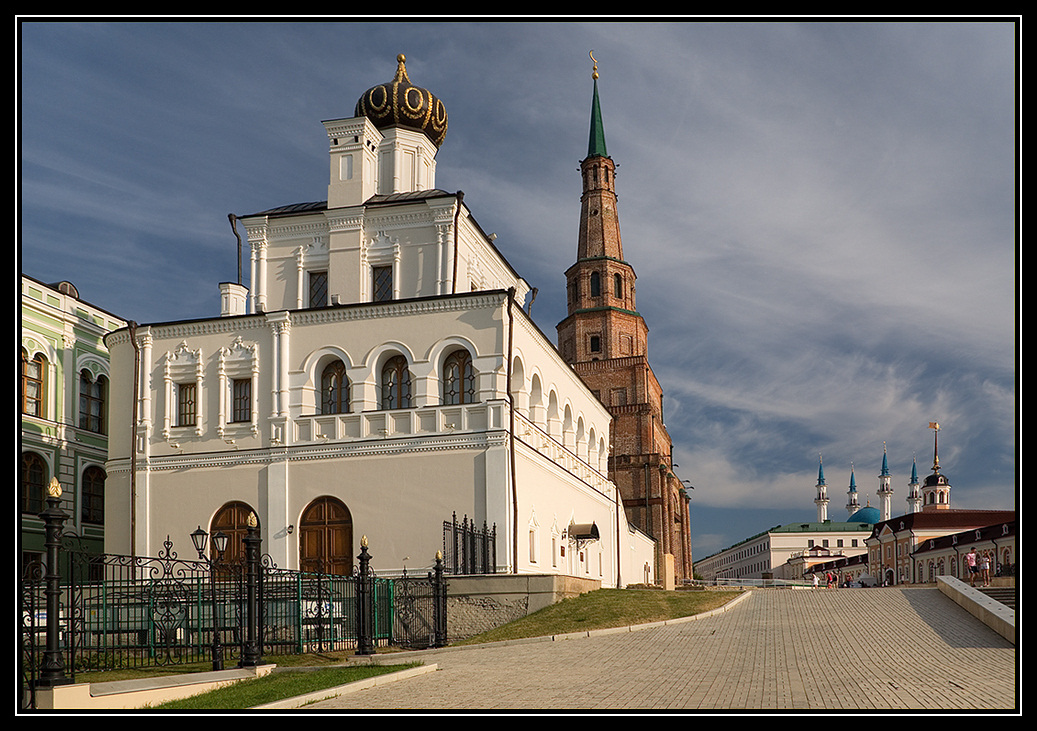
top-left (355, 54), bottom-right (448, 148)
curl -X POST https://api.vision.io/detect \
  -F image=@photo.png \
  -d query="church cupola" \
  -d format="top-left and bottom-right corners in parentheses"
top-left (355, 54), bottom-right (448, 148)
top-left (325, 54), bottom-right (446, 208)
top-left (921, 422), bottom-right (952, 511)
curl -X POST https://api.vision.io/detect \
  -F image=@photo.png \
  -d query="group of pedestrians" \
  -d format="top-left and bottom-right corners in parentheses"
top-left (811, 571), bottom-right (842, 588)
top-left (965, 547), bottom-right (992, 587)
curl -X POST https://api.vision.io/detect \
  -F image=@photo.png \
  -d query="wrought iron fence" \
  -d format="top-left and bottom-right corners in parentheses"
top-left (21, 519), bottom-right (448, 709)
top-left (443, 512), bottom-right (497, 574)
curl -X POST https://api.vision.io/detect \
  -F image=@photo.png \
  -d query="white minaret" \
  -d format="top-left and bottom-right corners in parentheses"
top-left (814, 455), bottom-right (829, 522)
top-left (877, 443), bottom-right (894, 521)
top-left (845, 464), bottom-right (861, 517)
top-left (906, 455), bottom-right (922, 514)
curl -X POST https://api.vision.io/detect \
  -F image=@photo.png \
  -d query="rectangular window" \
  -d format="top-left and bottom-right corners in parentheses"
top-left (79, 373), bottom-right (106, 433)
top-left (589, 334), bottom-right (601, 353)
top-left (177, 382), bottom-right (197, 427)
top-left (22, 354), bottom-right (44, 416)
top-left (309, 270), bottom-right (328, 308)
top-left (372, 265), bottom-right (393, 302)
top-left (232, 378), bottom-right (251, 423)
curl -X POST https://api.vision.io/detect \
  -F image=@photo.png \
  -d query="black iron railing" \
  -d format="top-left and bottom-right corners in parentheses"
top-left (443, 512), bottom-right (497, 575)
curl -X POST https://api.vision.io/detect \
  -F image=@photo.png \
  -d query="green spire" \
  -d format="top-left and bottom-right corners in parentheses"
top-left (587, 53), bottom-right (608, 159)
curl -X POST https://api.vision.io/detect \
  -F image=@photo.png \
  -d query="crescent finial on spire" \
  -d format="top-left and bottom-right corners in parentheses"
top-left (590, 50), bottom-right (598, 79)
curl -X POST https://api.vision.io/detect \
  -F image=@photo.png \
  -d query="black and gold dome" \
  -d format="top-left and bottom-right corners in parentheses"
top-left (355, 54), bottom-right (448, 148)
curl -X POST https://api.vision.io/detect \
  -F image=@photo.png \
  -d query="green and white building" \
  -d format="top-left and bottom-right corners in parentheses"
top-left (20, 275), bottom-right (126, 570)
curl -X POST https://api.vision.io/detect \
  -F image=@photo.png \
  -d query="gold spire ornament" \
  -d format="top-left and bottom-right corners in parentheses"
top-left (929, 421), bottom-right (941, 472)
top-left (590, 50), bottom-right (599, 79)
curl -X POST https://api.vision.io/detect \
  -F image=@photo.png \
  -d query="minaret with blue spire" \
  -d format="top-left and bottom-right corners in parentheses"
top-left (814, 455), bottom-right (829, 522)
top-left (877, 443), bottom-right (894, 521)
top-left (845, 464), bottom-right (861, 517)
top-left (906, 455), bottom-right (922, 513)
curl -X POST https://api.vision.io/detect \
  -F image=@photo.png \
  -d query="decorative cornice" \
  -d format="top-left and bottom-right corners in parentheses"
top-left (106, 429), bottom-right (508, 473)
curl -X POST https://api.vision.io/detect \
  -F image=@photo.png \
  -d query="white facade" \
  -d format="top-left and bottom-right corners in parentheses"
top-left (694, 522), bottom-right (872, 583)
top-left (103, 62), bottom-right (656, 585)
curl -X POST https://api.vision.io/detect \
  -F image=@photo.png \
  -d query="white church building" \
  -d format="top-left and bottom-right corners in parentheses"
top-left (103, 55), bottom-right (657, 585)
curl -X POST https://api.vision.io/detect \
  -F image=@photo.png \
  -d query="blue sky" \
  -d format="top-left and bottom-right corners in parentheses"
top-left (18, 19), bottom-right (1019, 561)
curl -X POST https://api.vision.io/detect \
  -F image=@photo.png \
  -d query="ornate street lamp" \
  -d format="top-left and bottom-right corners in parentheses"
top-left (191, 526), bottom-right (229, 671)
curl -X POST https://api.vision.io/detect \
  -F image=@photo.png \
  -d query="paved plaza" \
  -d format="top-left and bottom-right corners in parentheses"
top-left (305, 586), bottom-right (1017, 712)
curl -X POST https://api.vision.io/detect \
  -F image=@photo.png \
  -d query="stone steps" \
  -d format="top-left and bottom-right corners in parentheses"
top-left (977, 585), bottom-right (1016, 609)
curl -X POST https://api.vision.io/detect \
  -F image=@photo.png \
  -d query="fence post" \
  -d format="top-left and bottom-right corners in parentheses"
top-left (355, 536), bottom-right (375, 655)
top-left (35, 478), bottom-right (71, 688)
top-left (238, 512), bottom-right (263, 667)
top-left (433, 551), bottom-right (447, 647)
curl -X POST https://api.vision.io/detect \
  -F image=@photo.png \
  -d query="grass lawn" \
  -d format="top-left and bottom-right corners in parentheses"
top-left (453, 588), bottom-right (742, 645)
top-left (152, 663), bottom-right (420, 710)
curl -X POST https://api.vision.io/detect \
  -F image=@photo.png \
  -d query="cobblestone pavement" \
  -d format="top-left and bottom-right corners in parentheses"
top-left (306, 587), bottom-right (1017, 712)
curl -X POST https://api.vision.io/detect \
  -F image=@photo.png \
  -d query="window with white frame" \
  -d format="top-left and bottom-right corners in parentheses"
top-left (163, 341), bottom-right (204, 438)
top-left (177, 382), bottom-right (197, 427)
top-left (218, 338), bottom-right (258, 437)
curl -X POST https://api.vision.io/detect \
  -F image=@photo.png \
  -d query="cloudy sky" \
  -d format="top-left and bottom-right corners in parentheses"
top-left (18, 19), bottom-right (1019, 560)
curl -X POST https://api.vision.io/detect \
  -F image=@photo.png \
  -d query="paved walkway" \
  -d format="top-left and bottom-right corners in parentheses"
top-left (305, 587), bottom-right (1017, 712)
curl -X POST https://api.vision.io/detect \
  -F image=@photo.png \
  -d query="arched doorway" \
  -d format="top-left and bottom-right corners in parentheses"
top-left (210, 501), bottom-right (258, 566)
top-left (299, 497), bottom-right (353, 575)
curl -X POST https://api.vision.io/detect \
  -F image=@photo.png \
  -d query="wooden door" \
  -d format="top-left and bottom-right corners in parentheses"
top-left (299, 497), bottom-right (353, 575)
top-left (210, 501), bottom-right (257, 565)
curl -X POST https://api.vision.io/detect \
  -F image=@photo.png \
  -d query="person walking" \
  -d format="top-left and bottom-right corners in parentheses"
top-left (965, 547), bottom-right (978, 586)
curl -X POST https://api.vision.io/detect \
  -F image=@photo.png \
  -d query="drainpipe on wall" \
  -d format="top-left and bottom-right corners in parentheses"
top-left (451, 191), bottom-right (464, 294)
top-left (228, 213), bottom-right (242, 286)
top-left (128, 321), bottom-right (139, 568)
top-left (506, 288), bottom-right (518, 573)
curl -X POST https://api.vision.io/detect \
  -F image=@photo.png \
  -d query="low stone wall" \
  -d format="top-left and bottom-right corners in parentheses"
top-left (936, 575), bottom-right (1015, 644)
top-left (446, 573), bottom-right (601, 641)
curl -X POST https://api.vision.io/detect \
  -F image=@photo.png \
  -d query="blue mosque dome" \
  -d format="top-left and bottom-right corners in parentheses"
top-left (848, 505), bottom-right (881, 524)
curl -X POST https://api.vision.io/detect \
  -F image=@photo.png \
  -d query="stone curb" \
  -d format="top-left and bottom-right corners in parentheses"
top-left (250, 664), bottom-right (439, 709)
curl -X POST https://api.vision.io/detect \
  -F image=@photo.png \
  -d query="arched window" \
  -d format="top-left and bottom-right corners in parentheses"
top-left (590, 271), bottom-right (601, 297)
top-left (320, 360), bottom-right (349, 414)
top-left (21, 350), bottom-right (46, 417)
top-left (210, 501), bottom-right (258, 565)
top-left (614, 273), bottom-right (623, 298)
top-left (21, 452), bottom-right (47, 514)
top-left (442, 349), bottom-right (475, 405)
top-left (380, 355), bottom-right (412, 409)
top-left (79, 370), bottom-right (107, 433)
top-left (299, 496), bottom-right (353, 575)
top-left (81, 466), bottom-right (105, 524)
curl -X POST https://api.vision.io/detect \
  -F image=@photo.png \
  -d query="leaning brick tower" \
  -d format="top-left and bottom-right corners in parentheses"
top-left (556, 56), bottom-right (692, 584)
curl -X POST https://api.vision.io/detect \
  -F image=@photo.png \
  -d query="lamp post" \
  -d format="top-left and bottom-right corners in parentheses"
top-left (36, 478), bottom-right (71, 688)
top-left (191, 526), bottom-right (229, 671)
